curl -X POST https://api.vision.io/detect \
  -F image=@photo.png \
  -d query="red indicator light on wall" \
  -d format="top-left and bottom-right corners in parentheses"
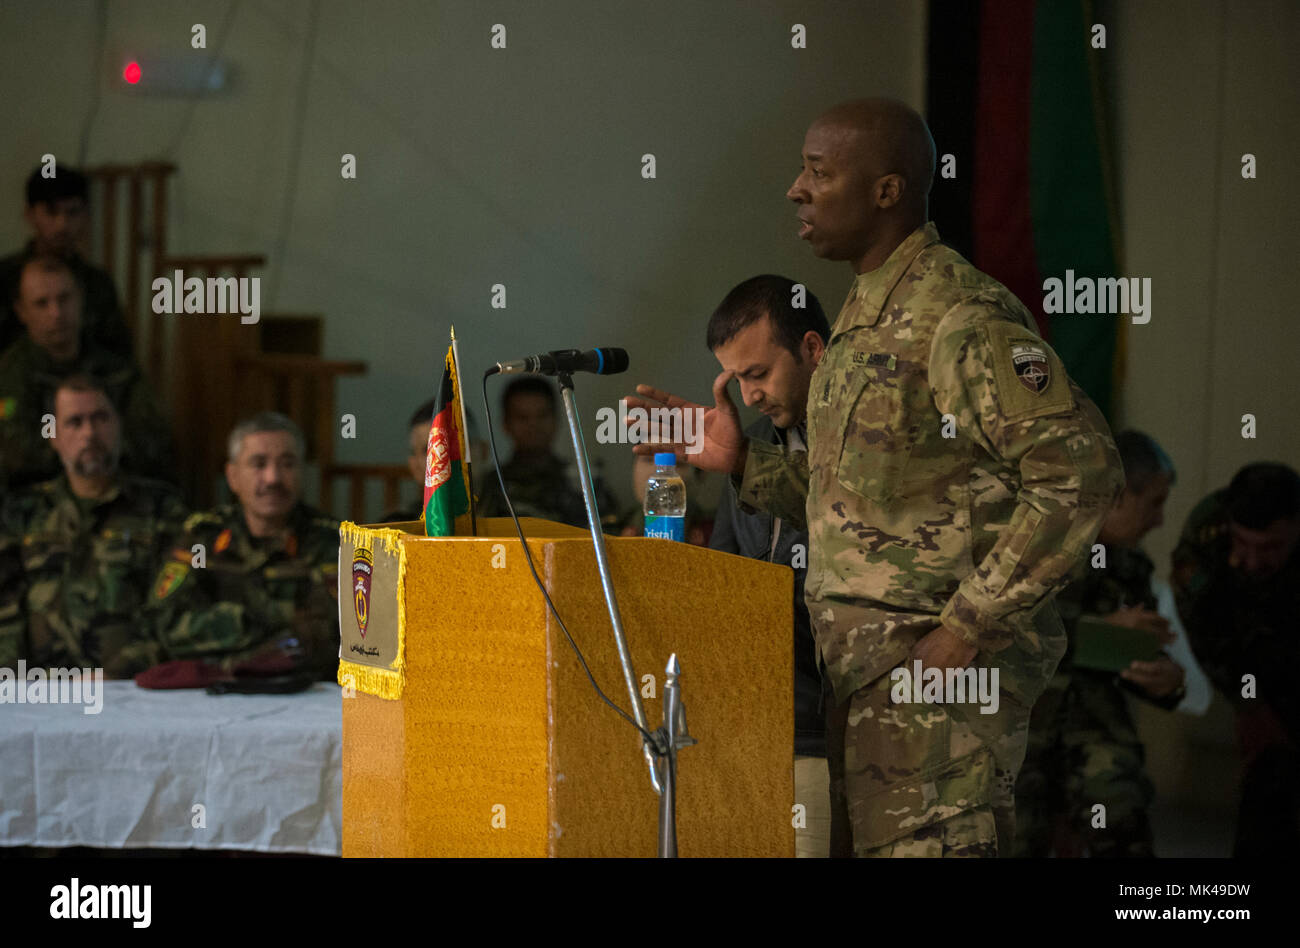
top-left (123, 61), bottom-right (142, 84)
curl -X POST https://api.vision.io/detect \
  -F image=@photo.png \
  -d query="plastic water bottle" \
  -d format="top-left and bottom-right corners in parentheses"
top-left (644, 452), bottom-right (686, 541)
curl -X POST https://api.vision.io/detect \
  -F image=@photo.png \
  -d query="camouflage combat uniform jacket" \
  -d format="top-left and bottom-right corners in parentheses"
top-left (739, 222), bottom-right (1122, 705)
top-left (1016, 545), bottom-right (1171, 857)
top-left (0, 473), bottom-right (187, 676)
top-left (145, 501), bottom-right (342, 681)
top-left (0, 335), bottom-right (175, 491)
top-left (477, 451), bottom-right (618, 530)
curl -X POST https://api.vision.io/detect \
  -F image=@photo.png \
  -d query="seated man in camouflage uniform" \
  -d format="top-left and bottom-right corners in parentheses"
top-left (477, 376), bottom-right (617, 530)
top-left (1172, 462), bottom-right (1300, 857)
top-left (0, 375), bottom-right (187, 677)
top-left (1015, 430), bottom-right (1187, 857)
top-left (0, 253), bottom-right (173, 491)
top-left (380, 397), bottom-right (437, 523)
top-left (145, 412), bottom-right (341, 682)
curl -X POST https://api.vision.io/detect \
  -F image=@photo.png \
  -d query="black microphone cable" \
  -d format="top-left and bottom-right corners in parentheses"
top-left (480, 371), bottom-right (655, 746)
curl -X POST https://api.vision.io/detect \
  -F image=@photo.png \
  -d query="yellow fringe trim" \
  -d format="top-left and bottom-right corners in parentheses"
top-left (336, 521), bottom-right (410, 700)
top-left (337, 660), bottom-right (403, 700)
top-left (339, 520), bottom-right (407, 557)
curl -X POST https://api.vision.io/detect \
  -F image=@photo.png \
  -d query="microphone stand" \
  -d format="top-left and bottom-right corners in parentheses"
top-left (556, 372), bottom-right (695, 857)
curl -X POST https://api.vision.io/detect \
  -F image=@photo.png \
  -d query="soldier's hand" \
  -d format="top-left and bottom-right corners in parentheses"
top-left (1105, 606), bottom-right (1173, 645)
top-left (627, 371), bottom-right (748, 476)
top-left (908, 624), bottom-right (978, 674)
top-left (1120, 654), bottom-right (1185, 698)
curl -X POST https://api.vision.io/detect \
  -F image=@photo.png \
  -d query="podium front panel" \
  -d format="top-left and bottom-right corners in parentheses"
top-left (341, 520), bottom-right (795, 857)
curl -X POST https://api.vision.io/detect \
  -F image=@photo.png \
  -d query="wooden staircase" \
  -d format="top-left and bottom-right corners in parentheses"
top-left (83, 162), bottom-right (408, 517)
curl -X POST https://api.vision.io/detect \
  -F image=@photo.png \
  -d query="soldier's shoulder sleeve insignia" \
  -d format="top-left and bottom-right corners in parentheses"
top-left (0, 396), bottom-right (15, 420)
top-left (1010, 341), bottom-right (1050, 394)
top-left (153, 560), bottom-right (190, 601)
top-left (170, 546), bottom-right (192, 564)
top-left (214, 528), bottom-right (233, 554)
top-left (984, 319), bottom-right (1074, 421)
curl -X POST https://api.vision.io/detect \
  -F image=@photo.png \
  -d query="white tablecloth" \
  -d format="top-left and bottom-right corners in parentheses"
top-left (0, 681), bottom-right (342, 855)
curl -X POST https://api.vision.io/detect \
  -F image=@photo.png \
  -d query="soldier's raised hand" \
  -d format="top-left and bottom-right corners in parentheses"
top-left (627, 370), bottom-right (748, 476)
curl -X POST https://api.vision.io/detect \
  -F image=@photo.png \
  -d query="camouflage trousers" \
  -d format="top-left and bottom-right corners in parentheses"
top-left (1014, 675), bottom-right (1155, 858)
top-left (825, 670), bottom-right (1031, 857)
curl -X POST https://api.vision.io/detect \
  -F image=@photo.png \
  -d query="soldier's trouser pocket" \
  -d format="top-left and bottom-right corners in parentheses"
top-left (827, 670), bottom-right (1033, 855)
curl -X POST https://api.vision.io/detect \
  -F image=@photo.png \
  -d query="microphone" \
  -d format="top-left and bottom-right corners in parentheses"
top-left (488, 347), bottom-right (629, 377)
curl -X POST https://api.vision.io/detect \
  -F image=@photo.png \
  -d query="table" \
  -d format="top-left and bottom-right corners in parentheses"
top-left (0, 681), bottom-right (342, 856)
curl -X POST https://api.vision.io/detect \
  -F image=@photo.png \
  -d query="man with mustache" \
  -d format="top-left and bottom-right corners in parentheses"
top-left (632, 98), bottom-right (1122, 856)
top-left (1173, 462), bottom-right (1300, 856)
top-left (0, 375), bottom-right (186, 677)
top-left (143, 412), bottom-right (341, 683)
top-left (0, 253), bottom-right (173, 491)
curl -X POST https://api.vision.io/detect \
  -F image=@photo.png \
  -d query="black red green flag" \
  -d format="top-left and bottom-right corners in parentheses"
top-left (423, 344), bottom-right (471, 536)
top-left (928, 0), bottom-right (1122, 422)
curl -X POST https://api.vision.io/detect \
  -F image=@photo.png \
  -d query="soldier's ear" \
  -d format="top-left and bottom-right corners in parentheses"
top-left (224, 460), bottom-right (237, 493)
top-left (875, 173), bottom-right (905, 209)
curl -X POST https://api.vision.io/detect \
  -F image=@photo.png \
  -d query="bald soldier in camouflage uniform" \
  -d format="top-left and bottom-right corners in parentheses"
top-left (632, 99), bottom-right (1121, 856)
top-left (1016, 431), bottom-right (1187, 858)
top-left (0, 253), bottom-right (173, 491)
top-left (0, 375), bottom-right (186, 677)
top-left (145, 413), bottom-right (341, 681)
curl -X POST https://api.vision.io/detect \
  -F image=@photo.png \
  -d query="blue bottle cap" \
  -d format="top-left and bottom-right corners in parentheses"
top-left (654, 452), bottom-right (677, 466)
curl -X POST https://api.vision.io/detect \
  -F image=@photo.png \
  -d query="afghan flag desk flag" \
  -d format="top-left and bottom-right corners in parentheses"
top-left (423, 341), bottom-right (473, 537)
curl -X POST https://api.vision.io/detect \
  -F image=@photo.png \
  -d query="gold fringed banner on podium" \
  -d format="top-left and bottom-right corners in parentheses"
top-left (339, 517), bottom-right (795, 857)
top-left (338, 521), bottom-right (409, 700)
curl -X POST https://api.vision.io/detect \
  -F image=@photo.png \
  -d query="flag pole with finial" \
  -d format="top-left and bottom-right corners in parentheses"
top-left (450, 325), bottom-right (477, 536)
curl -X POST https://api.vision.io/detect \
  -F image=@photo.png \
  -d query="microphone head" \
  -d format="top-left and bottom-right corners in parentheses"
top-left (596, 347), bottom-right (629, 375)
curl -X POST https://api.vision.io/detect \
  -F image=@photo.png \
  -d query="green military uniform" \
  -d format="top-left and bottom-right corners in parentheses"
top-left (0, 473), bottom-right (187, 677)
top-left (146, 502), bottom-right (342, 681)
top-left (1015, 545), bottom-right (1181, 857)
top-left (1172, 489), bottom-right (1300, 729)
top-left (1172, 489), bottom-right (1300, 856)
top-left (0, 335), bottom-right (174, 491)
top-left (477, 452), bottom-right (619, 530)
top-left (739, 222), bottom-right (1122, 856)
top-left (0, 243), bottom-right (133, 356)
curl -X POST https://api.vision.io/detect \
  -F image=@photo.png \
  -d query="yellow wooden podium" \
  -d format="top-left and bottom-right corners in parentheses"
top-left (339, 517), bottom-right (793, 857)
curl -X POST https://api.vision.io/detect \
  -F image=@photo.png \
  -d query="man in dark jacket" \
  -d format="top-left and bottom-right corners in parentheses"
top-left (705, 274), bottom-right (830, 856)
top-left (0, 165), bottom-right (131, 356)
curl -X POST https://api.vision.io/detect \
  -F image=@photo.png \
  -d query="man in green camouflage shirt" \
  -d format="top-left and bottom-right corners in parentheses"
top-left (0, 375), bottom-right (186, 677)
top-left (477, 376), bottom-right (618, 530)
top-left (146, 412), bottom-right (341, 682)
top-left (1015, 431), bottom-right (1186, 858)
top-left (633, 99), bottom-right (1122, 856)
top-left (1172, 462), bottom-right (1300, 856)
top-left (0, 253), bottom-right (173, 491)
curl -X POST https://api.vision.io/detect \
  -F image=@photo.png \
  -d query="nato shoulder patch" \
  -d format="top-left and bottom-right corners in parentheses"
top-left (985, 320), bottom-right (1074, 421)
top-left (1010, 341), bottom-right (1050, 393)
